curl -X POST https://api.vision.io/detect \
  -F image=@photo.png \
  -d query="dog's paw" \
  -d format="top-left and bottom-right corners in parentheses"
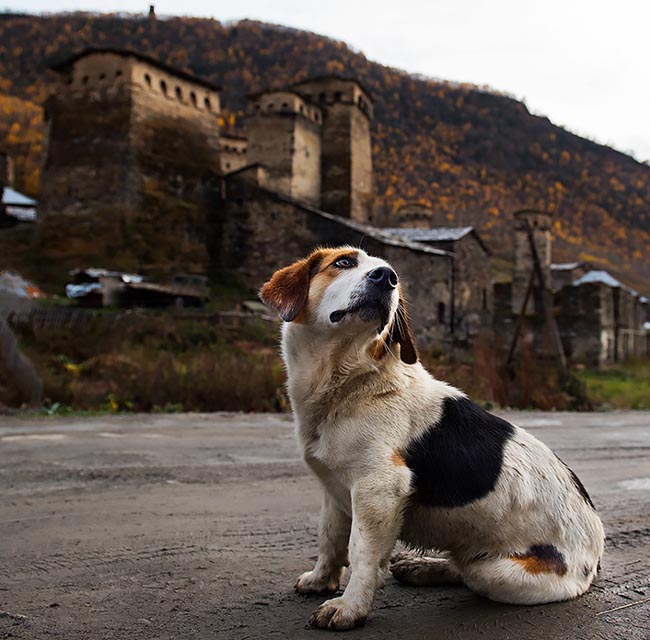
top-left (295, 570), bottom-right (339, 595)
top-left (309, 597), bottom-right (367, 631)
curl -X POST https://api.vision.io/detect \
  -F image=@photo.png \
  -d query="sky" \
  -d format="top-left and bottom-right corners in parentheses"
top-left (6, 0), bottom-right (650, 161)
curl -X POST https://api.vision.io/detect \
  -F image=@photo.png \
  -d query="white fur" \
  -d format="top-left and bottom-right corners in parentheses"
top-left (273, 249), bottom-right (604, 631)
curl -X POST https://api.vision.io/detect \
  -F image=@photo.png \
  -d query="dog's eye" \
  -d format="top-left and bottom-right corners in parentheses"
top-left (334, 258), bottom-right (355, 269)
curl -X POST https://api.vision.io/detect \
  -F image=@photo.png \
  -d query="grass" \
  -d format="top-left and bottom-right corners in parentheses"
top-left (2, 309), bottom-right (648, 413)
top-left (577, 360), bottom-right (650, 409)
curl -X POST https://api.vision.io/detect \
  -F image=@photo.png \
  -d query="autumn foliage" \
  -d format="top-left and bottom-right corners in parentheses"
top-left (1, 12), bottom-right (649, 293)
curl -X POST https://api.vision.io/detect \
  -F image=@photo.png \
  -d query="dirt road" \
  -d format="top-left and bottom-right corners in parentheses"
top-left (1, 411), bottom-right (649, 639)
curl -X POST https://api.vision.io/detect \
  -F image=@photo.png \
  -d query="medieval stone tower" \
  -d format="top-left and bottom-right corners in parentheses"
top-left (246, 76), bottom-right (373, 222)
top-left (245, 90), bottom-right (322, 206)
top-left (512, 209), bottom-right (553, 315)
top-left (40, 48), bottom-right (222, 216)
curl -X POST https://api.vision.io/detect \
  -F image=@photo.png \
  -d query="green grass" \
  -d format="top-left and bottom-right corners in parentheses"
top-left (578, 360), bottom-right (650, 409)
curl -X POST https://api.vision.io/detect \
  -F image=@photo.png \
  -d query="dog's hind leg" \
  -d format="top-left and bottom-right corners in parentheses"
top-left (390, 555), bottom-right (462, 587)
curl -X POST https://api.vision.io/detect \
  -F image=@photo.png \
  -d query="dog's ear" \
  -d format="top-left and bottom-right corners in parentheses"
top-left (389, 296), bottom-right (418, 364)
top-left (259, 251), bottom-right (323, 322)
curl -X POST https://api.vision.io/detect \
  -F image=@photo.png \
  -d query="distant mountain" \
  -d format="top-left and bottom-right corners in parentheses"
top-left (1, 12), bottom-right (649, 293)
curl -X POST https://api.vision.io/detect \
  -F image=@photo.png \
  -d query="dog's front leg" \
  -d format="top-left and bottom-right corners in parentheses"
top-left (296, 492), bottom-right (351, 595)
top-left (309, 473), bottom-right (409, 631)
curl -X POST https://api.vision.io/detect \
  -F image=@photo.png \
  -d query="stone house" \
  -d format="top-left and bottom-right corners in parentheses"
top-left (39, 48), bottom-right (222, 217)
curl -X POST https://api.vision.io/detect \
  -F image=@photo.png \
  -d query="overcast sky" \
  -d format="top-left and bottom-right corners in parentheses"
top-left (7, 0), bottom-right (650, 161)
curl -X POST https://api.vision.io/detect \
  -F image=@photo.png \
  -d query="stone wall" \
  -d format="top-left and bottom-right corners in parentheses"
top-left (556, 282), bottom-right (615, 366)
top-left (40, 50), bottom-right (221, 217)
top-left (211, 175), bottom-right (453, 346)
top-left (219, 136), bottom-right (247, 174)
top-left (291, 78), bottom-right (373, 223)
top-left (245, 92), bottom-right (322, 205)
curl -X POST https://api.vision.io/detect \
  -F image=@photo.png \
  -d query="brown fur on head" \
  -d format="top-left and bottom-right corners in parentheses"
top-left (260, 247), bottom-right (418, 364)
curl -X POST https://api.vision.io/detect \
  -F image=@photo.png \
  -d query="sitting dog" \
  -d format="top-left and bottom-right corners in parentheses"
top-left (260, 246), bottom-right (604, 631)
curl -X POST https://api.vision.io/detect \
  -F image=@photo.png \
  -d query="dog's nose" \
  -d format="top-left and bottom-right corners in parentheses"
top-left (366, 266), bottom-right (398, 290)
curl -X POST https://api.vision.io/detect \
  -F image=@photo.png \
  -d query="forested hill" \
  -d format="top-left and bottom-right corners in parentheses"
top-left (1, 12), bottom-right (649, 293)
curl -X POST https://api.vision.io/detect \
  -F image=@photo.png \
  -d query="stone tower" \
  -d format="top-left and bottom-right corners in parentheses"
top-left (245, 91), bottom-right (322, 206)
top-left (40, 48), bottom-right (221, 216)
top-left (291, 77), bottom-right (373, 223)
top-left (512, 210), bottom-right (553, 315)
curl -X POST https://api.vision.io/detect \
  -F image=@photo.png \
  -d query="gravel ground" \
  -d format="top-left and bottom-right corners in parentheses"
top-left (1, 410), bottom-right (649, 639)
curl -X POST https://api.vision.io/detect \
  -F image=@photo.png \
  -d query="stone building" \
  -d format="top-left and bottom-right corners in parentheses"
top-left (382, 227), bottom-right (492, 340)
top-left (246, 76), bottom-right (374, 221)
top-left (495, 209), bottom-right (649, 365)
top-left (39, 48), bottom-right (222, 217)
top-left (219, 135), bottom-right (248, 174)
top-left (212, 173), bottom-right (459, 345)
top-left (556, 271), bottom-right (649, 365)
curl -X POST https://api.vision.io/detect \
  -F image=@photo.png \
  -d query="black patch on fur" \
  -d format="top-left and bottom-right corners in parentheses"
top-left (556, 455), bottom-right (596, 510)
top-left (528, 544), bottom-right (567, 573)
top-left (404, 396), bottom-right (515, 507)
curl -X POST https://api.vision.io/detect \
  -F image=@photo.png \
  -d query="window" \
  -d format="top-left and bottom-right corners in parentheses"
top-left (160, 79), bottom-right (167, 95)
top-left (319, 92), bottom-right (326, 102)
top-left (334, 91), bottom-right (342, 101)
top-left (282, 102), bottom-right (289, 109)
top-left (98, 72), bottom-right (106, 80)
top-left (82, 75), bottom-right (89, 84)
top-left (144, 73), bottom-right (152, 87)
top-left (204, 97), bottom-right (211, 110)
top-left (437, 302), bottom-right (446, 324)
top-left (482, 288), bottom-right (487, 310)
top-left (115, 69), bottom-right (123, 78)
top-left (267, 103), bottom-right (274, 110)
top-left (175, 86), bottom-right (182, 100)
top-left (299, 105), bottom-right (304, 114)
top-left (190, 91), bottom-right (197, 107)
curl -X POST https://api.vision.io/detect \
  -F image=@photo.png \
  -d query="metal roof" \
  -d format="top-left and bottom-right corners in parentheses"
top-left (573, 270), bottom-right (638, 296)
top-left (2, 187), bottom-right (36, 207)
top-left (383, 227), bottom-right (474, 242)
top-left (551, 262), bottom-right (581, 271)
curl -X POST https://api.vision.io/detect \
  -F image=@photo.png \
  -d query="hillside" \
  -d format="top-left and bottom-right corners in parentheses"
top-left (1, 12), bottom-right (649, 293)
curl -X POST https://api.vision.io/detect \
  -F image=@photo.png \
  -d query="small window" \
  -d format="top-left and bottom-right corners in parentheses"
top-left (299, 105), bottom-right (304, 114)
top-left (190, 91), bottom-right (197, 107)
top-left (482, 288), bottom-right (487, 310)
top-left (282, 102), bottom-right (289, 109)
top-left (437, 302), bottom-right (446, 325)
top-left (334, 91), bottom-right (342, 101)
top-left (204, 97), bottom-right (211, 110)
top-left (268, 102), bottom-right (274, 110)
top-left (254, 103), bottom-right (261, 111)
top-left (160, 79), bottom-right (167, 95)
top-left (98, 72), bottom-right (106, 80)
top-left (115, 69), bottom-right (123, 78)
top-left (175, 86), bottom-right (182, 100)
top-left (144, 73), bottom-right (152, 87)
top-left (319, 92), bottom-right (326, 102)
top-left (81, 75), bottom-right (89, 84)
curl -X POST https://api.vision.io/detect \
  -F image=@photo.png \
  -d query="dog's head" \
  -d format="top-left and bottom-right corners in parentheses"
top-left (260, 247), bottom-right (417, 364)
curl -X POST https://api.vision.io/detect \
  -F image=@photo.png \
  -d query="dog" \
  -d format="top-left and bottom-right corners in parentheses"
top-left (260, 246), bottom-right (604, 631)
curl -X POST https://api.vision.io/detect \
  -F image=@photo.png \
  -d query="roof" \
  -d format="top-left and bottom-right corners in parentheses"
top-left (551, 262), bottom-right (582, 271)
top-left (384, 227), bottom-right (474, 242)
top-left (49, 48), bottom-right (221, 92)
top-left (2, 187), bottom-right (36, 207)
top-left (573, 270), bottom-right (638, 296)
top-left (290, 75), bottom-right (375, 102)
top-left (383, 226), bottom-right (491, 255)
